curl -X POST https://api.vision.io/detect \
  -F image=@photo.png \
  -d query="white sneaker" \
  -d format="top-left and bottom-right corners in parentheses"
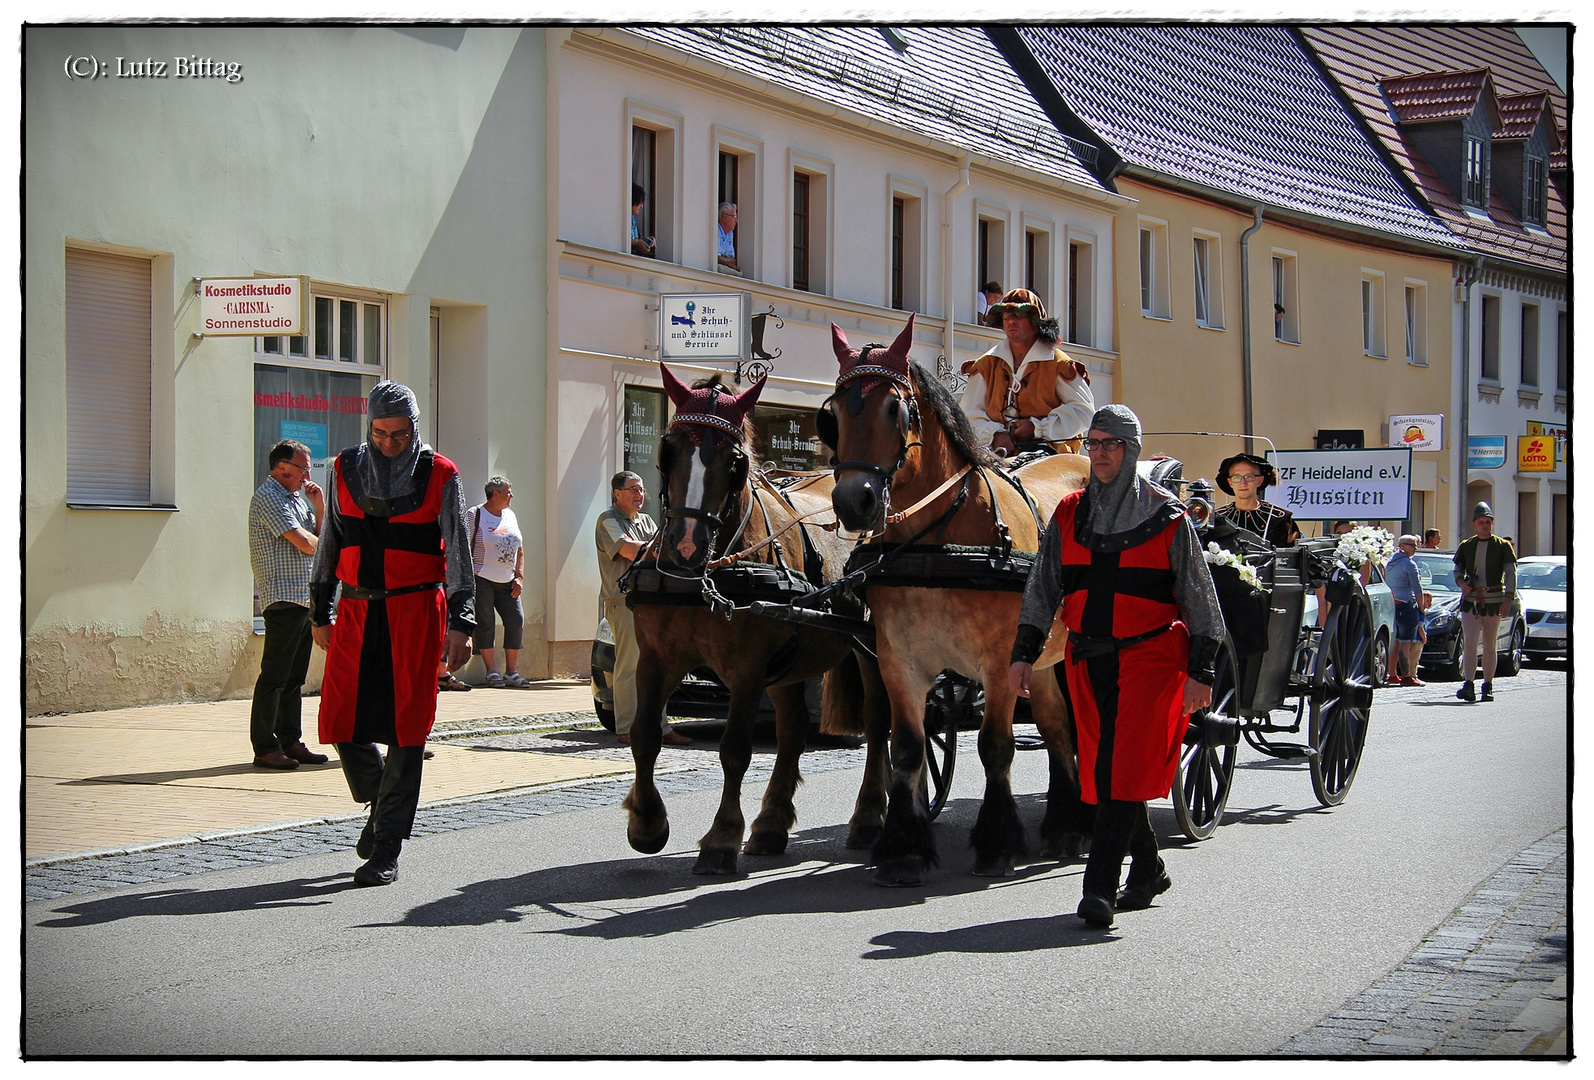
top-left (486, 671), bottom-right (504, 688)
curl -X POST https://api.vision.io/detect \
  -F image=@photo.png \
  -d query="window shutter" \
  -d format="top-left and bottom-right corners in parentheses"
top-left (66, 248), bottom-right (152, 504)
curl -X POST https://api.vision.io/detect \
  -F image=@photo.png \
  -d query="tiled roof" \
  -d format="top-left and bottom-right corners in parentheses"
top-left (1495, 91), bottom-right (1559, 146)
top-left (1380, 68), bottom-right (1493, 125)
top-left (1298, 25), bottom-right (1565, 273)
top-left (621, 25), bottom-right (1108, 194)
top-left (1013, 25), bottom-right (1461, 250)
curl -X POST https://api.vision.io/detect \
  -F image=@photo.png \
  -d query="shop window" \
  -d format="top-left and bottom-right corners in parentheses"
top-left (252, 365), bottom-right (380, 490)
top-left (261, 292), bottom-right (383, 369)
top-left (751, 402), bottom-right (821, 472)
top-left (1272, 252), bottom-right (1299, 343)
top-left (65, 247), bottom-right (153, 505)
top-left (622, 384), bottom-right (666, 520)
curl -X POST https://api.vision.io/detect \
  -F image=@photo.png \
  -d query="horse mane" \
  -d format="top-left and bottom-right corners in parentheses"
top-left (910, 359), bottom-right (996, 468)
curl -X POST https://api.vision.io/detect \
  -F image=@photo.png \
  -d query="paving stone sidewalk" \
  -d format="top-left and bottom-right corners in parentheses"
top-left (1275, 827), bottom-right (1568, 1057)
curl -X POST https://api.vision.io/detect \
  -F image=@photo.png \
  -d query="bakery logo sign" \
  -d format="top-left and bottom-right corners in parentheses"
top-left (199, 276), bottom-right (309, 336)
top-left (1387, 413), bottom-right (1442, 451)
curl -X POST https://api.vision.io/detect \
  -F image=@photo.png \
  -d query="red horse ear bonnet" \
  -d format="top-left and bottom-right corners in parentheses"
top-left (830, 313), bottom-right (916, 393)
top-left (660, 364), bottom-right (766, 445)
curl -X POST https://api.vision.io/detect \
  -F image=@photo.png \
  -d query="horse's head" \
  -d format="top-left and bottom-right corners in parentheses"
top-left (656, 364), bottom-right (766, 570)
top-left (816, 314), bottom-right (919, 534)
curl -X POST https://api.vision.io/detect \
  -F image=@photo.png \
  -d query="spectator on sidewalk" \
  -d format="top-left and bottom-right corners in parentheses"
top-left (1423, 528), bottom-right (1444, 549)
top-left (468, 475), bottom-right (531, 688)
top-left (1384, 534), bottom-right (1425, 686)
top-left (1453, 502), bottom-right (1516, 704)
top-left (311, 381), bottom-right (475, 886)
top-left (595, 471), bottom-right (689, 746)
top-left (247, 439), bottom-right (329, 770)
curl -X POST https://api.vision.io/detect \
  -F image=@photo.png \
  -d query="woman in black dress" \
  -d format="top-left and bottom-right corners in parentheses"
top-left (1214, 452), bottom-right (1299, 546)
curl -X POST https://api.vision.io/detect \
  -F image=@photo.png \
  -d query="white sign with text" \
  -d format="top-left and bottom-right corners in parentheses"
top-left (658, 292), bottom-right (748, 361)
top-left (199, 276), bottom-right (309, 336)
top-left (1388, 413), bottom-right (1443, 451)
top-left (1267, 447), bottom-right (1413, 521)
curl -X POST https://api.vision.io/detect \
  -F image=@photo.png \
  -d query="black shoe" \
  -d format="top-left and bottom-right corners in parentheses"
top-left (1077, 893), bottom-right (1115, 927)
top-left (353, 839), bottom-right (401, 887)
top-left (1116, 868), bottom-right (1172, 911)
top-left (1456, 682), bottom-right (1476, 703)
top-left (1480, 681), bottom-right (1494, 702)
top-left (355, 807), bottom-right (376, 860)
top-left (252, 751), bottom-right (300, 770)
top-left (282, 741), bottom-right (330, 765)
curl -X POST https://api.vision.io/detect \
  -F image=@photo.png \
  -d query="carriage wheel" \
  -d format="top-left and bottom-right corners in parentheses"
top-left (1309, 582), bottom-right (1376, 806)
top-left (1171, 639), bottom-right (1239, 840)
top-left (919, 675), bottom-right (964, 820)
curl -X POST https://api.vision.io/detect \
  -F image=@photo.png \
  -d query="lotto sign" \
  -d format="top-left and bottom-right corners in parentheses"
top-left (1517, 435), bottom-right (1555, 473)
top-left (658, 293), bottom-right (749, 361)
top-left (199, 276), bottom-right (309, 335)
top-left (1527, 421), bottom-right (1567, 463)
top-left (1267, 448), bottom-right (1412, 521)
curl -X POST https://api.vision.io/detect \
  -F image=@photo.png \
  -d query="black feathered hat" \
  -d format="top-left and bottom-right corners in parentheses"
top-left (1216, 452), bottom-right (1278, 496)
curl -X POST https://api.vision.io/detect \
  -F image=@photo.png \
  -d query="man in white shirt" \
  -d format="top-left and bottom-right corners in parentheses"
top-left (716, 202), bottom-right (741, 276)
top-left (960, 288), bottom-right (1095, 458)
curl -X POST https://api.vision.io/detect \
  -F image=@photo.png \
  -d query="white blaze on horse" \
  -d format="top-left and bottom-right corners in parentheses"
top-left (818, 314), bottom-right (1092, 886)
top-left (620, 364), bottom-right (891, 873)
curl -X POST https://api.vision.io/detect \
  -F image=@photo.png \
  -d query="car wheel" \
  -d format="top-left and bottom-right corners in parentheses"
top-left (595, 702), bottom-right (617, 733)
top-left (1374, 631), bottom-right (1391, 686)
top-left (1497, 621), bottom-right (1525, 677)
top-left (1432, 634), bottom-right (1462, 681)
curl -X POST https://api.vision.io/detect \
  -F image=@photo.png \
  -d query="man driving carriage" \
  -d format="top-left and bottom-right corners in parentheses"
top-left (959, 288), bottom-right (1095, 459)
top-left (1008, 404), bottom-right (1225, 928)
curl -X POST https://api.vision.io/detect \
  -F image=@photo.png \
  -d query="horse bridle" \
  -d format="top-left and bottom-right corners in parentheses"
top-left (658, 403), bottom-right (756, 568)
top-left (815, 346), bottom-right (922, 491)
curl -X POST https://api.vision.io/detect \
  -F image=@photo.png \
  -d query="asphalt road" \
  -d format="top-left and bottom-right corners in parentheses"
top-left (24, 668), bottom-right (1566, 1057)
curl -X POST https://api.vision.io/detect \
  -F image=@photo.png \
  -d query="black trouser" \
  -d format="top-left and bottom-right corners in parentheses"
top-left (1081, 799), bottom-right (1160, 899)
top-left (250, 603), bottom-right (314, 756)
top-left (335, 742), bottom-right (426, 843)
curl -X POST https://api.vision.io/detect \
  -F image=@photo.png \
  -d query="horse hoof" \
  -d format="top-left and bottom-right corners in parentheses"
top-left (1040, 833), bottom-right (1087, 860)
top-left (627, 820), bottom-right (670, 855)
top-left (872, 857), bottom-right (925, 888)
top-left (692, 848), bottom-right (739, 875)
top-left (971, 854), bottom-right (1017, 878)
top-left (743, 832), bottom-right (788, 856)
top-left (846, 824), bottom-right (883, 850)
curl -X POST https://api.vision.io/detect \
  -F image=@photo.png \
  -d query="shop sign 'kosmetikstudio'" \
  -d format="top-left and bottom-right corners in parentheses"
top-left (198, 276), bottom-right (309, 336)
top-left (658, 293), bottom-right (749, 362)
top-left (1267, 447), bottom-right (1412, 521)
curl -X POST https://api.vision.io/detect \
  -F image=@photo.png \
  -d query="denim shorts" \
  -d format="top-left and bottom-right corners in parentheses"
top-left (1394, 600), bottom-right (1423, 643)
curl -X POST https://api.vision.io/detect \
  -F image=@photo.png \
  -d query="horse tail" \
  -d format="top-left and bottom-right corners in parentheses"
top-left (819, 651), bottom-right (867, 737)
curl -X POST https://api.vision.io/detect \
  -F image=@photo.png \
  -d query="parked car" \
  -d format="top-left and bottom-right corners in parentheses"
top-left (1411, 551), bottom-right (1526, 680)
top-left (590, 617), bottom-right (818, 733)
top-left (1515, 555), bottom-right (1567, 663)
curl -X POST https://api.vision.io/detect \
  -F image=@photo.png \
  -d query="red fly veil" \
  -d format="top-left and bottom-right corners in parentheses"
top-left (831, 313), bottom-right (916, 393)
top-left (660, 364), bottom-right (767, 446)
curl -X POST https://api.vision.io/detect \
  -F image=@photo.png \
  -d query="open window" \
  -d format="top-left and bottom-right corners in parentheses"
top-left (1193, 230), bottom-right (1224, 329)
top-left (1138, 218), bottom-right (1170, 319)
top-left (1360, 270), bottom-right (1386, 357)
top-left (1272, 251), bottom-right (1299, 343)
top-left (626, 102), bottom-right (681, 263)
top-left (1403, 281), bottom-right (1428, 365)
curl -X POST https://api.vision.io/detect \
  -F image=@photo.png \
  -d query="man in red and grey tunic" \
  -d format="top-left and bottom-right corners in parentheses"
top-left (311, 381), bottom-right (475, 887)
top-left (1008, 404), bottom-right (1225, 927)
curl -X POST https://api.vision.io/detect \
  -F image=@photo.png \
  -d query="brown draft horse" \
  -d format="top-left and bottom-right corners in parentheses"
top-left (818, 314), bottom-right (1092, 885)
top-left (621, 364), bottom-right (891, 874)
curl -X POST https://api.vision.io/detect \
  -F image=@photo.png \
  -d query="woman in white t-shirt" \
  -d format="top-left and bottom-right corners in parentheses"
top-left (457, 475), bottom-right (529, 688)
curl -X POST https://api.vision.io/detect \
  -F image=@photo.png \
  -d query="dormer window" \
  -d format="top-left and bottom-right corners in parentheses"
top-left (1463, 137), bottom-right (1489, 208)
top-left (1523, 156), bottom-right (1547, 225)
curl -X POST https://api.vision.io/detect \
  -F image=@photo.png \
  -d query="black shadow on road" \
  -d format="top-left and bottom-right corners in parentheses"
top-left (861, 913), bottom-right (1116, 958)
top-left (34, 874), bottom-right (360, 928)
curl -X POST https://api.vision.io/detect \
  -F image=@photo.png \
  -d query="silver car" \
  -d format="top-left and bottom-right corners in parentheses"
top-left (1516, 555), bottom-right (1567, 662)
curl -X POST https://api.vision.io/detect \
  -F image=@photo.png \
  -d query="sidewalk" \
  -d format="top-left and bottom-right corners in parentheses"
top-left (23, 679), bottom-right (628, 861)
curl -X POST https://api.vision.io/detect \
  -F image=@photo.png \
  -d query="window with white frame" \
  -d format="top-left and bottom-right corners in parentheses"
top-left (1138, 219), bottom-right (1170, 319)
top-left (261, 292), bottom-right (385, 368)
top-left (65, 246), bottom-right (154, 505)
top-left (628, 103), bottom-right (680, 262)
top-left (889, 180), bottom-right (925, 312)
top-left (1193, 231), bottom-right (1223, 329)
top-left (1481, 294), bottom-right (1501, 380)
top-left (1360, 271), bottom-right (1387, 357)
top-left (1520, 302), bottom-right (1540, 387)
top-left (1066, 237), bottom-right (1093, 347)
top-left (1404, 281), bottom-right (1428, 365)
top-left (1272, 251), bottom-right (1299, 343)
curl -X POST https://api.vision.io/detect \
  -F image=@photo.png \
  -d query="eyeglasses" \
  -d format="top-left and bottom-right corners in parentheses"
top-left (1082, 438), bottom-right (1126, 452)
top-left (370, 427), bottom-right (413, 444)
top-left (621, 485), bottom-right (645, 494)
top-left (1226, 473), bottom-right (1264, 484)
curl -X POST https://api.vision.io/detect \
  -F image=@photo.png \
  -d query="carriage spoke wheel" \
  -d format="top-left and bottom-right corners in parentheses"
top-left (1309, 583), bottom-right (1375, 806)
top-left (1172, 639), bottom-right (1239, 840)
top-left (919, 676), bottom-right (964, 820)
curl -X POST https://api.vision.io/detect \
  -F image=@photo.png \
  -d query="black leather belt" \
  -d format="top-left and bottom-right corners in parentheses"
top-left (1067, 624), bottom-right (1173, 664)
top-left (339, 582), bottom-right (444, 601)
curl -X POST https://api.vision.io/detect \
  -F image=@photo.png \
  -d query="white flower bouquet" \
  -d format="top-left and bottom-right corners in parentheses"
top-left (1205, 542), bottom-right (1263, 591)
top-left (1333, 525), bottom-right (1395, 569)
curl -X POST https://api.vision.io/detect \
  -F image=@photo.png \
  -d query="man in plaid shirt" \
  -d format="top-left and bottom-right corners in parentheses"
top-left (248, 439), bottom-right (330, 769)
